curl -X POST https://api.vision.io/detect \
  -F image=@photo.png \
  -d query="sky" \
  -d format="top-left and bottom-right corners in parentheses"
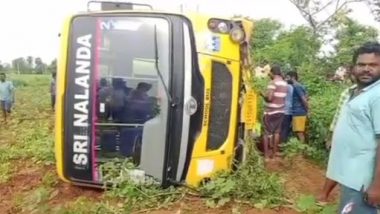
top-left (0, 0), bottom-right (378, 65)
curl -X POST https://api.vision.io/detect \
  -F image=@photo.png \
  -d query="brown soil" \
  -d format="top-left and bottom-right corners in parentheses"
top-left (0, 162), bottom-right (47, 214)
top-left (48, 180), bottom-right (103, 206)
top-left (134, 196), bottom-right (298, 214)
top-left (265, 156), bottom-right (339, 203)
top-left (0, 162), bottom-right (102, 213)
top-left (0, 155), bottom-right (337, 214)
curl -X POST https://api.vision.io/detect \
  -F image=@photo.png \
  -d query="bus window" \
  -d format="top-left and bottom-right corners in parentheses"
top-left (65, 16), bottom-right (171, 182)
top-left (95, 18), bottom-right (170, 165)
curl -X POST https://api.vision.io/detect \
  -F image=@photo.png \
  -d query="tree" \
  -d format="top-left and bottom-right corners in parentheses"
top-left (251, 22), bottom-right (321, 68)
top-left (12, 57), bottom-right (28, 74)
top-left (288, 0), bottom-right (367, 35)
top-left (332, 16), bottom-right (378, 66)
top-left (251, 19), bottom-right (283, 51)
top-left (34, 57), bottom-right (46, 74)
top-left (2, 63), bottom-right (11, 71)
top-left (48, 59), bottom-right (57, 73)
top-left (368, 0), bottom-right (380, 21)
top-left (27, 56), bottom-right (34, 72)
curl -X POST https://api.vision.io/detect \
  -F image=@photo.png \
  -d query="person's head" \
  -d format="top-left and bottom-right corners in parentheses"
top-left (285, 71), bottom-right (296, 84)
top-left (287, 71), bottom-right (298, 82)
top-left (0, 73), bottom-right (5, 82)
top-left (352, 42), bottom-right (380, 86)
top-left (269, 65), bottom-right (282, 79)
top-left (136, 82), bottom-right (152, 92)
top-left (100, 78), bottom-right (108, 87)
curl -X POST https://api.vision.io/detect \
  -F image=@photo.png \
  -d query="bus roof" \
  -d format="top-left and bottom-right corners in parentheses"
top-left (66, 9), bottom-right (249, 23)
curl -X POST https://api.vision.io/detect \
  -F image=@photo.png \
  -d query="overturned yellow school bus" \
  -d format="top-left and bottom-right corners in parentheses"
top-left (55, 1), bottom-right (259, 188)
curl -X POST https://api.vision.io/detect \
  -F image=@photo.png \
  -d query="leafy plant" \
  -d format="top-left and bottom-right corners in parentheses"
top-left (99, 158), bottom-right (184, 212)
top-left (281, 138), bottom-right (328, 165)
top-left (199, 137), bottom-right (285, 208)
top-left (295, 194), bottom-right (337, 214)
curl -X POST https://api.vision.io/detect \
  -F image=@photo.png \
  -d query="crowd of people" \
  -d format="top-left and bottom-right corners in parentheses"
top-left (259, 65), bottom-right (309, 161)
top-left (259, 41), bottom-right (380, 213)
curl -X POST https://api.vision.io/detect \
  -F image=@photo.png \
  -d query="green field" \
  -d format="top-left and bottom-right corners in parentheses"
top-left (0, 74), bottom-right (338, 214)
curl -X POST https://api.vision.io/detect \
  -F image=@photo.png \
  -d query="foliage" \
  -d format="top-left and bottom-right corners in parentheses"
top-left (199, 138), bottom-right (285, 208)
top-left (288, 0), bottom-right (368, 36)
top-left (0, 162), bottom-right (12, 183)
top-left (332, 16), bottom-right (378, 66)
top-left (13, 186), bottom-right (53, 213)
top-left (251, 22), bottom-right (321, 67)
top-left (0, 74), bottom-right (54, 183)
top-left (368, 0), bottom-right (380, 21)
top-left (295, 63), bottom-right (348, 151)
top-left (10, 57), bottom-right (51, 74)
top-left (295, 194), bottom-right (338, 214)
top-left (52, 197), bottom-right (117, 214)
top-left (99, 158), bottom-right (184, 212)
top-left (281, 138), bottom-right (328, 165)
top-left (251, 18), bottom-right (283, 62)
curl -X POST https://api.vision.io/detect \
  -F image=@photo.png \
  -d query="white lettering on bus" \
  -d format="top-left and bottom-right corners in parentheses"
top-left (100, 20), bottom-right (116, 30)
top-left (72, 34), bottom-right (92, 167)
top-left (73, 135), bottom-right (89, 165)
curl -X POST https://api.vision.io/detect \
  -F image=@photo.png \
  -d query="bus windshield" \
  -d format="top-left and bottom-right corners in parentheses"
top-left (66, 16), bottom-right (170, 182)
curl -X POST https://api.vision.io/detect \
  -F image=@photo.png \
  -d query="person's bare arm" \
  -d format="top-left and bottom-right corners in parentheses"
top-left (261, 83), bottom-right (275, 102)
top-left (366, 97), bottom-right (380, 206)
top-left (301, 96), bottom-right (309, 112)
top-left (366, 137), bottom-right (380, 206)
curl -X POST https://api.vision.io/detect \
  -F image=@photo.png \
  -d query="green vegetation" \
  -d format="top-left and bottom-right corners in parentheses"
top-left (2, 6), bottom-right (379, 212)
top-left (199, 138), bottom-right (285, 209)
top-left (0, 74), bottom-right (54, 184)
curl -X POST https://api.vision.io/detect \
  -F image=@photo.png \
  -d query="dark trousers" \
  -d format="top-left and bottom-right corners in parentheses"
top-left (280, 114), bottom-right (292, 143)
top-left (51, 94), bottom-right (56, 110)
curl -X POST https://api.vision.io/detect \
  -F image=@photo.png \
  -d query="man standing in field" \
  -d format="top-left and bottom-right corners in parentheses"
top-left (319, 42), bottom-right (380, 213)
top-left (50, 72), bottom-right (57, 111)
top-left (0, 73), bottom-right (15, 123)
top-left (287, 71), bottom-right (309, 143)
top-left (260, 65), bottom-right (288, 161)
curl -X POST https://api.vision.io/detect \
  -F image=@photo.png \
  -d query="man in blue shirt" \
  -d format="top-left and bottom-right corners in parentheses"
top-left (0, 73), bottom-right (15, 123)
top-left (319, 42), bottom-right (380, 213)
top-left (287, 71), bottom-right (309, 143)
top-left (280, 73), bottom-right (294, 143)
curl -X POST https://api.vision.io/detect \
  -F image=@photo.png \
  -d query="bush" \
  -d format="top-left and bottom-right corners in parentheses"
top-left (297, 63), bottom-right (347, 150)
top-left (199, 137), bottom-right (285, 208)
top-left (251, 63), bottom-right (348, 162)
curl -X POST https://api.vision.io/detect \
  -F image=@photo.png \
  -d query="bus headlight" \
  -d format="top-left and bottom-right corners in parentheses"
top-left (230, 27), bottom-right (245, 43)
top-left (217, 22), bottom-right (229, 34)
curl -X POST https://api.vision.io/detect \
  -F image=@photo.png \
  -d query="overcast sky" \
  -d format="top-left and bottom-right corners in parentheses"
top-left (0, 0), bottom-right (378, 64)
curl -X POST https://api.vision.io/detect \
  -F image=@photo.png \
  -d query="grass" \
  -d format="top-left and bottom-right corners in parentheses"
top-left (0, 74), bottom-right (54, 184)
top-left (0, 74), bottom-right (338, 214)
